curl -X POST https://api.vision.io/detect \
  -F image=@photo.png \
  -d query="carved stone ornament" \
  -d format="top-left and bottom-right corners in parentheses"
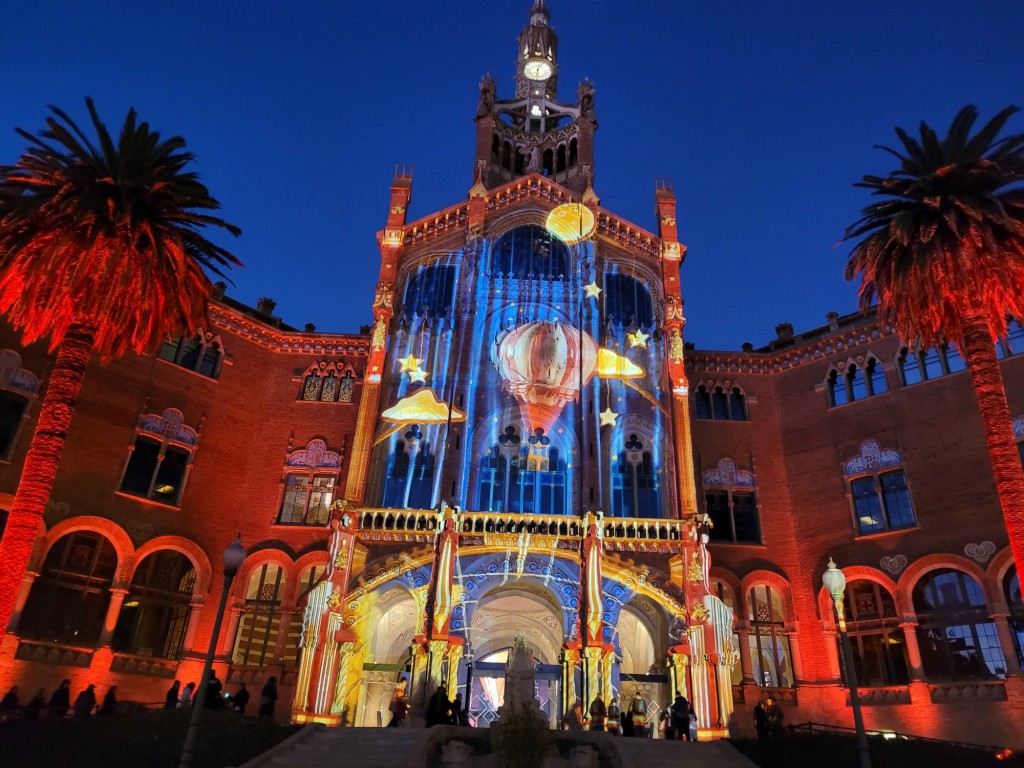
top-left (879, 554), bottom-right (907, 575)
top-left (964, 540), bottom-right (997, 563)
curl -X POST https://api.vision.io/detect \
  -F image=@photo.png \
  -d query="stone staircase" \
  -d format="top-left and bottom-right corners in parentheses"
top-left (238, 727), bottom-right (758, 768)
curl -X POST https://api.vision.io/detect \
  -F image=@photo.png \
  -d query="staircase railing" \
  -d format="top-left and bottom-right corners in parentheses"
top-left (788, 721), bottom-right (1010, 756)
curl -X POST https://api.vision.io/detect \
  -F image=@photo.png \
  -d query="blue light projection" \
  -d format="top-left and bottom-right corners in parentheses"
top-left (373, 222), bottom-right (673, 519)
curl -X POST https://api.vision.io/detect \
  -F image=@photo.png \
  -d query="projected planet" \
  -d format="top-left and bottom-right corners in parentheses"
top-left (545, 203), bottom-right (596, 245)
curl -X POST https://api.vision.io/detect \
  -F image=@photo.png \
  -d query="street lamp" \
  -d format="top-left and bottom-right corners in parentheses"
top-left (822, 557), bottom-right (872, 768)
top-left (179, 534), bottom-right (246, 768)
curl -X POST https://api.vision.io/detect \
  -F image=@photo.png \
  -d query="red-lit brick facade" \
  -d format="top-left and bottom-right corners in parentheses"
top-left (1, 1), bottom-right (1023, 750)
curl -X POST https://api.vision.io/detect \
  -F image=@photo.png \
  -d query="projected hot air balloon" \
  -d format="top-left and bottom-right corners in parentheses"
top-left (491, 319), bottom-right (597, 434)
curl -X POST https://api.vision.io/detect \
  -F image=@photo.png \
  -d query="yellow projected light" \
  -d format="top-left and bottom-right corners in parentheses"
top-left (375, 389), bottom-right (466, 444)
top-left (595, 348), bottom-right (644, 378)
top-left (546, 203), bottom-right (596, 244)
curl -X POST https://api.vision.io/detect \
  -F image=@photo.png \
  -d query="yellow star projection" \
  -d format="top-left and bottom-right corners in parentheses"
top-left (584, 282), bottom-right (602, 299)
top-left (398, 354), bottom-right (423, 372)
top-left (627, 329), bottom-right (650, 348)
top-left (599, 407), bottom-right (620, 427)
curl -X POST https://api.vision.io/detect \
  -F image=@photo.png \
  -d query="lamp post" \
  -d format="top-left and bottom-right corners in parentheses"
top-left (822, 557), bottom-right (871, 768)
top-left (179, 534), bottom-right (246, 768)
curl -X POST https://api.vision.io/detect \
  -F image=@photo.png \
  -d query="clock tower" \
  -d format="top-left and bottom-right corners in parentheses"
top-left (473, 0), bottom-right (597, 194)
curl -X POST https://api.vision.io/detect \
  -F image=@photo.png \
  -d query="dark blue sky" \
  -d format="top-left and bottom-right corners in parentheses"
top-left (2, 2), bottom-right (1021, 350)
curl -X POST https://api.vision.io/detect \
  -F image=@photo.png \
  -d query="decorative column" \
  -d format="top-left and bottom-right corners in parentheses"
top-left (785, 629), bottom-right (804, 684)
top-left (823, 629), bottom-right (842, 680)
top-left (181, 600), bottom-right (205, 653)
top-left (899, 621), bottom-right (926, 682)
top-left (560, 645), bottom-right (581, 719)
top-left (667, 644), bottom-right (690, 699)
top-left (578, 511), bottom-right (615, 713)
top-left (98, 587), bottom-right (129, 647)
top-left (293, 502), bottom-right (360, 725)
top-left (5, 571), bottom-right (38, 634)
top-left (736, 627), bottom-right (755, 684)
top-left (220, 606), bottom-right (243, 656)
top-left (344, 170), bottom-right (410, 503)
top-left (990, 613), bottom-right (1019, 676)
top-left (273, 608), bottom-right (295, 662)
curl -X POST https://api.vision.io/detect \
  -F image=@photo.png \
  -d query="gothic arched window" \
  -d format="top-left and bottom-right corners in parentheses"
top-left (610, 432), bottom-right (661, 518)
top-left (491, 225), bottom-right (568, 279)
top-left (20, 531), bottom-right (117, 646)
top-left (477, 425), bottom-right (568, 515)
top-left (382, 426), bottom-right (436, 510)
top-left (702, 458), bottom-right (761, 544)
top-left (695, 384), bottom-right (748, 421)
top-left (112, 550), bottom-right (195, 659)
top-left (747, 584), bottom-right (793, 688)
top-left (403, 263), bottom-right (458, 316)
top-left (843, 441), bottom-right (915, 536)
top-left (232, 563), bottom-right (285, 668)
top-left (603, 273), bottom-right (654, 327)
top-left (913, 569), bottom-right (1005, 680)
top-left (835, 580), bottom-right (909, 687)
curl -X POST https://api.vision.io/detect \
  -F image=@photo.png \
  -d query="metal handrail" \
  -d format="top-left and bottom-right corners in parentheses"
top-left (788, 721), bottom-right (1007, 754)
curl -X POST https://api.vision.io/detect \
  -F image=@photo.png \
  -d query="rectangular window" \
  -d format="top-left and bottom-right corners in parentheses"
top-left (944, 345), bottom-right (966, 373)
top-left (695, 389), bottom-right (712, 419)
top-left (868, 360), bottom-right (888, 395)
top-left (306, 476), bottom-right (335, 525)
top-left (705, 491), bottom-right (731, 541)
top-left (712, 388), bottom-right (729, 420)
top-left (880, 471), bottom-right (915, 529)
top-left (1007, 320), bottom-right (1024, 355)
top-left (732, 492), bottom-right (761, 544)
top-left (923, 347), bottom-right (943, 380)
top-left (901, 350), bottom-right (921, 385)
top-left (120, 436), bottom-right (190, 506)
top-left (0, 390), bottom-right (28, 459)
top-left (279, 476), bottom-right (311, 524)
top-left (852, 477), bottom-right (884, 534)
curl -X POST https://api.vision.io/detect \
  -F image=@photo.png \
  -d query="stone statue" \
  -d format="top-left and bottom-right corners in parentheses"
top-left (501, 631), bottom-right (541, 716)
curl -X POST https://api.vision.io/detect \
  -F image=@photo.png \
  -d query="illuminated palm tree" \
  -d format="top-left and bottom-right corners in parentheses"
top-left (844, 104), bottom-right (1024, 576)
top-left (0, 99), bottom-right (240, 630)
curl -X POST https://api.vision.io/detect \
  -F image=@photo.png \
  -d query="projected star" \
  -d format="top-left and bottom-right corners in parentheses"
top-left (583, 282), bottom-right (602, 299)
top-left (599, 407), bottom-right (620, 427)
top-left (398, 354), bottom-right (423, 372)
top-left (408, 366), bottom-right (429, 384)
top-left (627, 330), bottom-right (649, 348)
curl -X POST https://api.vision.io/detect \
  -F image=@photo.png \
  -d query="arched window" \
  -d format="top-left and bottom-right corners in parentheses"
top-left (382, 426), bottom-right (436, 510)
top-left (119, 408), bottom-right (197, 507)
top-left (603, 273), bottom-right (654, 327)
top-left (899, 344), bottom-right (966, 386)
top-left (913, 569), bottom-right (1005, 680)
top-left (844, 441), bottom-right (915, 535)
top-left (0, 349), bottom-right (40, 461)
top-left (491, 225), bottom-right (568, 279)
top-left (835, 580), bottom-right (909, 687)
top-left (20, 532), bottom-right (117, 646)
top-left (827, 356), bottom-right (887, 407)
top-left (694, 384), bottom-right (748, 421)
top-left (112, 550), bottom-right (195, 659)
top-left (702, 459), bottom-right (761, 544)
top-left (477, 425), bottom-right (567, 515)
top-left (232, 564), bottom-right (285, 667)
top-left (403, 263), bottom-right (458, 317)
top-left (747, 585), bottom-right (793, 687)
top-left (610, 432), bottom-right (661, 518)
top-left (158, 333), bottom-right (224, 379)
top-left (1004, 567), bottom-right (1023, 673)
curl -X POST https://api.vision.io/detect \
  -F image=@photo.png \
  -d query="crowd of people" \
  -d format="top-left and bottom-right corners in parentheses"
top-left (0, 673), bottom-right (279, 722)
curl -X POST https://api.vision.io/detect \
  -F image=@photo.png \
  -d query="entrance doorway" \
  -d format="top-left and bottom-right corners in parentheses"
top-left (469, 651), bottom-right (562, 728)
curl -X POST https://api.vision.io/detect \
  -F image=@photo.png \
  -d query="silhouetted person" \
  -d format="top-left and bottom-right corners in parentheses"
top-left (452, 693), bottom-right (467, 725)
top-left (1, 686), bottom-right (18, 720)
top-left (73, 684), bottom-right (96, 718)
top-left (165, 681), bottom-right (180, 710)
top-left (589, 695), bottom-right (607, 731)
top-left (426, 685), bottom-right (451, 727)
top-left (179, 682), bottom-right (195, 708)
top-left (232, 683), bottom-right (250, 714)
top-left (204, 671), bottom-right (223, 709)
top-left (25, 688), bottom-right (46, 720)
top-left (753, 699), bottom-right (769, 741)
top-left (258, 677), bottom-right (278, 721)
top-left (670, 693), bottom-right (691, 741)
top-left (48, 679), bottom-right (71, 719)
top-left (99, 686), bottom-right (117, 716)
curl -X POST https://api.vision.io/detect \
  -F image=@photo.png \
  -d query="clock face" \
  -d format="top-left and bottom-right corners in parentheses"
top-left (523, 59), bottom-right (553, 81)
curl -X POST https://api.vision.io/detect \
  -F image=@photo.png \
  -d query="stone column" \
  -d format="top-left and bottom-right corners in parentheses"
top-left (736, 627), bottom-right (755, 684)
top-left (273, 608), bottom-right (295, 662)
top-left (822, 629), bottom-right (841, 680)
top-left (6, 571), bottom-right (38, 634)
top-left (98, 587), bottom-right (129, 647)
top-left (785, 630), bottom-right (803, 685)
top-left (181, 601), bottom-right (205, 652)
top-left (220, 606), bottom-right (243, 656)
top-left (899, 621), bottom-right (925, 681)
top-left (990, 614), bottom-right (1019, 677)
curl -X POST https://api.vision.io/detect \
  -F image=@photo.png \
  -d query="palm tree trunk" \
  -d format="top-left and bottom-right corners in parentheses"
top-left (0, 323), bottom-right (95, 632)
top-left (961, 317), bottom-right (1024, 580)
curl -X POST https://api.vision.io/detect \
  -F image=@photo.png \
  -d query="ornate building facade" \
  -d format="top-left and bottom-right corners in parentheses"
top-left (1, 1), bottom-right (1023, 747)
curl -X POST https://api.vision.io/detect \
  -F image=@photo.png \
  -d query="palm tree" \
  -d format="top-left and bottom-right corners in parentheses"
top-left (0, 99), bottom-right (240, 631)
top-left (844, 104), bottom-right (1024, 578)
